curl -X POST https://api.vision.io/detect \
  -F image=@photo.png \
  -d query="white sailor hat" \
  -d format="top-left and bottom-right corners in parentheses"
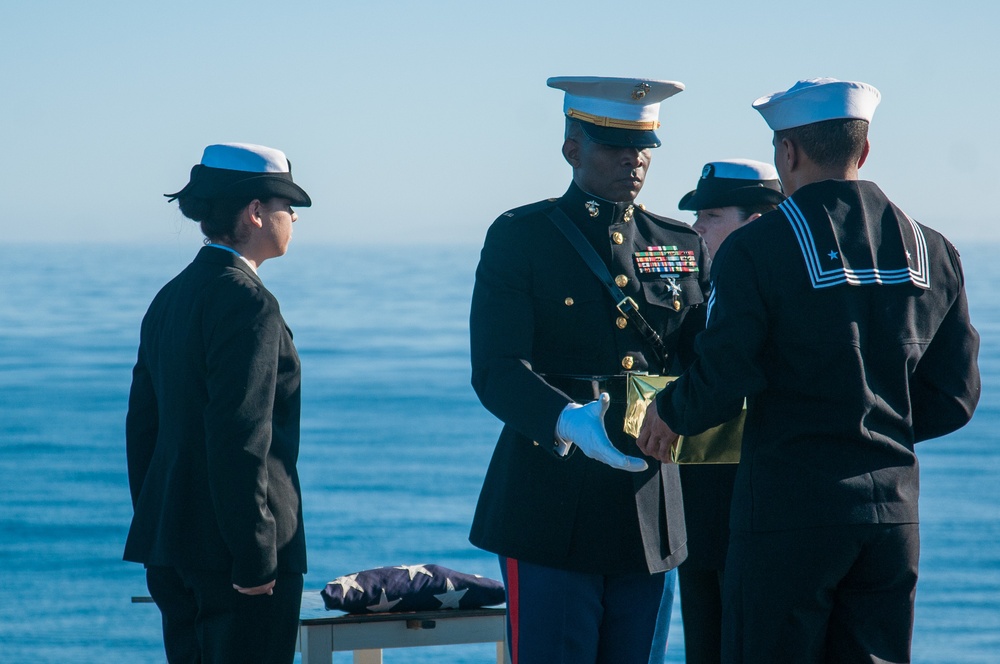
top-left (547, 76), bottom-right (685, 148)
top-left (679, 159), bottom-right (785, 211)
top-left (752, 78), bottom-right (881, 132)
top-left (165, 142), bottom-right (312, 207)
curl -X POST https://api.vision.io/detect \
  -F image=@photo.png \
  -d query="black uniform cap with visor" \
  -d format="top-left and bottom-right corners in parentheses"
top-left (679, 159), bottom-right (785, 211)
top-left (165, 142), bottom-right (312, 207)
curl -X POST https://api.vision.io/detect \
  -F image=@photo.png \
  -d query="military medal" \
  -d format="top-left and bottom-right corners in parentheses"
top-left (666, 277), bottom-right (682, 311)
top-left (634, 246), bottom-right (699, 276)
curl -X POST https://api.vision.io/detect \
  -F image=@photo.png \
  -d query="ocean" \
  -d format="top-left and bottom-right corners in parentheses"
top-left (0, 241), bottom-right (997, 663)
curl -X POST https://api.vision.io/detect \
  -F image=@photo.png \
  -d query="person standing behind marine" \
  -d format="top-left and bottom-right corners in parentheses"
top-left (125, 143), bottom-right (311, 664)
top-left (469, 76), bottom-right (711, 664)
top-left (638, 79), bottom-right (981, 663)
top-left (675, 159), bottom-right (784, 664)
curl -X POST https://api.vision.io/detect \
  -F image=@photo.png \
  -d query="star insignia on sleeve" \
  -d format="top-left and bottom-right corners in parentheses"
top-left (328, 573), bottom-right (365, 596)
top-left (394, 564), bottom-right (434, 580)
top-left (367, 588), bottom-right (403, 612)
top-left (828, 250), bottom-right (839, 260)
top-left (433, 578), bottom-right (468, 609)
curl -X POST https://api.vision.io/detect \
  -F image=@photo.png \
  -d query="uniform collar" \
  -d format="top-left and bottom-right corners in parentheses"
top-left (196, 245), bottom-right (263, 283)
top-left (559, 181), bottom-right (637, 226)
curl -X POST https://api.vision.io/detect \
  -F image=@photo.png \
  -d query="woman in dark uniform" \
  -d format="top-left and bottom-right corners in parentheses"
top-left (675, 159), bottom-right (783, 664)
top-left (124, 143), bottom-right (311, 664)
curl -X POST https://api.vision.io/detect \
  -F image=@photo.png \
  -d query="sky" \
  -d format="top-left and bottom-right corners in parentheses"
top-left (3, 0), bottom-right (998, 248)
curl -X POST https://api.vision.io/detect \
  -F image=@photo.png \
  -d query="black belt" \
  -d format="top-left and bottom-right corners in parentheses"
top-left (542, 374), bottom-right (630, 404)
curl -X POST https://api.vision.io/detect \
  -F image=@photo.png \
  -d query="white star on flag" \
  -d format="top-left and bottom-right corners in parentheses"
top-left (367, 588), bottom-right (402, 612)
top-left (434, 578), bottom-right (468, 609)
top-left (328, 573), bottom-right (365, 596)
top-left (395, 564), bottom-right (434, 580)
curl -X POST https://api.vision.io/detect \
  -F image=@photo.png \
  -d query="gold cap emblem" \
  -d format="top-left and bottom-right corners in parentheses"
top-left (631, 82), bottom-right (651, 100)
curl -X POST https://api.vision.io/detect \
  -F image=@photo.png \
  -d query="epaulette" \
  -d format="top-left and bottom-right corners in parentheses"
top-left (637, 205), bottom-right (699, 235)
top-left (497, 197), bottom-right (559, 220)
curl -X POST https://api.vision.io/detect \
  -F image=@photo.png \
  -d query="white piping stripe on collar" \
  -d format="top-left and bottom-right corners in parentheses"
top-left (706, 285), bottom-right (717, 325)
top-left (780, 198), bottom-right (930, 289)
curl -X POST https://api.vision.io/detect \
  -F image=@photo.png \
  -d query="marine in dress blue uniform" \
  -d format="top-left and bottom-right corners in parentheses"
top-left (638, 79), bottom-right (981, 663)
top-left (469, 77), bottom-right (712, 664)
top-left (125, 144), bottom-right (311, 664)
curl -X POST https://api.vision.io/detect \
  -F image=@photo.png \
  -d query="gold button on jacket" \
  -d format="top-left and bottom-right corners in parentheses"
top-left (615, 274), bottom-right (629, 288)
top-left (612, 232), bottom-right (624, 245)
top-left (621, 355), bottom-right (635, 370)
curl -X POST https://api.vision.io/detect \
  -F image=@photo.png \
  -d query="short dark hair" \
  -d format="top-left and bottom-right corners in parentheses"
top-left (735, 202), bottom-right (780, 220)
top-left (774, 118), bottom-right (869, 169)
top-left (177, 195), bottom-right (257, 244)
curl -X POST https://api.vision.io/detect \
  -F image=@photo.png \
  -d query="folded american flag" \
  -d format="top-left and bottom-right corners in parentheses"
top-left (321, 564), bottom-right (505, 613)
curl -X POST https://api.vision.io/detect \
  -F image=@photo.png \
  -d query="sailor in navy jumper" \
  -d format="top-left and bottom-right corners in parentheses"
top-left (639, 79), bottom-right (981, 663)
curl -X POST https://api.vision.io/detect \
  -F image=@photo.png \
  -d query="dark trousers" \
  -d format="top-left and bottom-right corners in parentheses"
top-left (722, 524), bottom-right (919, 664)
top-left (499, 556), bottom-right (675, 664)
top-left (678, 565), bottom-right (724, 664)
top-left (146, 566), bottom-right (303, 664)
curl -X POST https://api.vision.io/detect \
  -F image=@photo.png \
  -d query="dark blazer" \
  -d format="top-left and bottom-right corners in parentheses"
top-left (658, 180), bottom-right (981, 533)
top-left (469, 182), bottom-right (711, 574)
top-left (124, 246), bottom-right (306, 588)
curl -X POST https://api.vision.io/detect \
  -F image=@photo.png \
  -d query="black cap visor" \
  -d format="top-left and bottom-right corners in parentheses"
top-left (579, 122), bottom-right (661, 149)
top-left (678, 179), bottom-right (784, 211)
top-left (166, 165), bottom-right (312, 207)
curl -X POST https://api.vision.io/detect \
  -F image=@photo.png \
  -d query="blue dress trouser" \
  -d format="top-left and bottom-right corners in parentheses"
top-left (499, 556), bottom-right (676, 664)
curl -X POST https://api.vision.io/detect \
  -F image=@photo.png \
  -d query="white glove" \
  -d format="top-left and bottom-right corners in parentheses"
top-left (555, 393), bottom-right (648, 472)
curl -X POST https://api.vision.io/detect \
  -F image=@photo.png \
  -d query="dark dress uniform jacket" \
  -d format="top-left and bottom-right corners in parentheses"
top-left (658, 180), bottom-right (981, 533)
top-left (124, 246), bottom-right (307, 588)
top-left (470, 182), bottom-right (711, 574)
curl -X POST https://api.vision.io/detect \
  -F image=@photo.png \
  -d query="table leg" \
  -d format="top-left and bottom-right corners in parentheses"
top-left (299, 624), bottom-right (333, 664)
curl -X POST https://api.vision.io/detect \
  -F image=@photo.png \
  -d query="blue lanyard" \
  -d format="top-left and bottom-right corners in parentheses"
top-left (206, 243), bottom-right (242, 258)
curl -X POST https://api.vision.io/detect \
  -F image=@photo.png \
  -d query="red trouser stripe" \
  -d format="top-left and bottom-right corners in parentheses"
top-left (506, 557), bottom-right (520, 664)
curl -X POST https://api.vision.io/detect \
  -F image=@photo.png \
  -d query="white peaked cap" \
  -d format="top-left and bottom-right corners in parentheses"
top-left (547, 76), bottom-right (684, 148)
top-left (752, 78), bottom-right (881, 131)
top-left (201, 143), bottom-right (291, 173)
top-left (548, 76), bottom-right (684, 127)
top-left (704, 159), bottom-right (779, 181)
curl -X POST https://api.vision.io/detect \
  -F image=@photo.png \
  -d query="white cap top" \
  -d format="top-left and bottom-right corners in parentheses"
top-left (702, 158), bottom-right (778, 181)
top-left (200, 142), bottom-right (291, 173)
top-left (547, 76), bottom-right (684, 130)
top-left (752, 78), bottom-right (881, 131)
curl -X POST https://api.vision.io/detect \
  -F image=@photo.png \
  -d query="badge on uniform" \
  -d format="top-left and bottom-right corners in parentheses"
top-left (633, 246), bottom-right (699, 276)
top-left (634, 247), bottom-right (695, 311)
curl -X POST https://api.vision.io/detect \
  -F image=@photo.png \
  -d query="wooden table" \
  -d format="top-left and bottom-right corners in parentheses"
top-left (297, 606), bottom-right (508, 663)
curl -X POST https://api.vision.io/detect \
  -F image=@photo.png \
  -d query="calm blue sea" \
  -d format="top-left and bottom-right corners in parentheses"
top-left (0, 241), bottom-right (997, 663)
